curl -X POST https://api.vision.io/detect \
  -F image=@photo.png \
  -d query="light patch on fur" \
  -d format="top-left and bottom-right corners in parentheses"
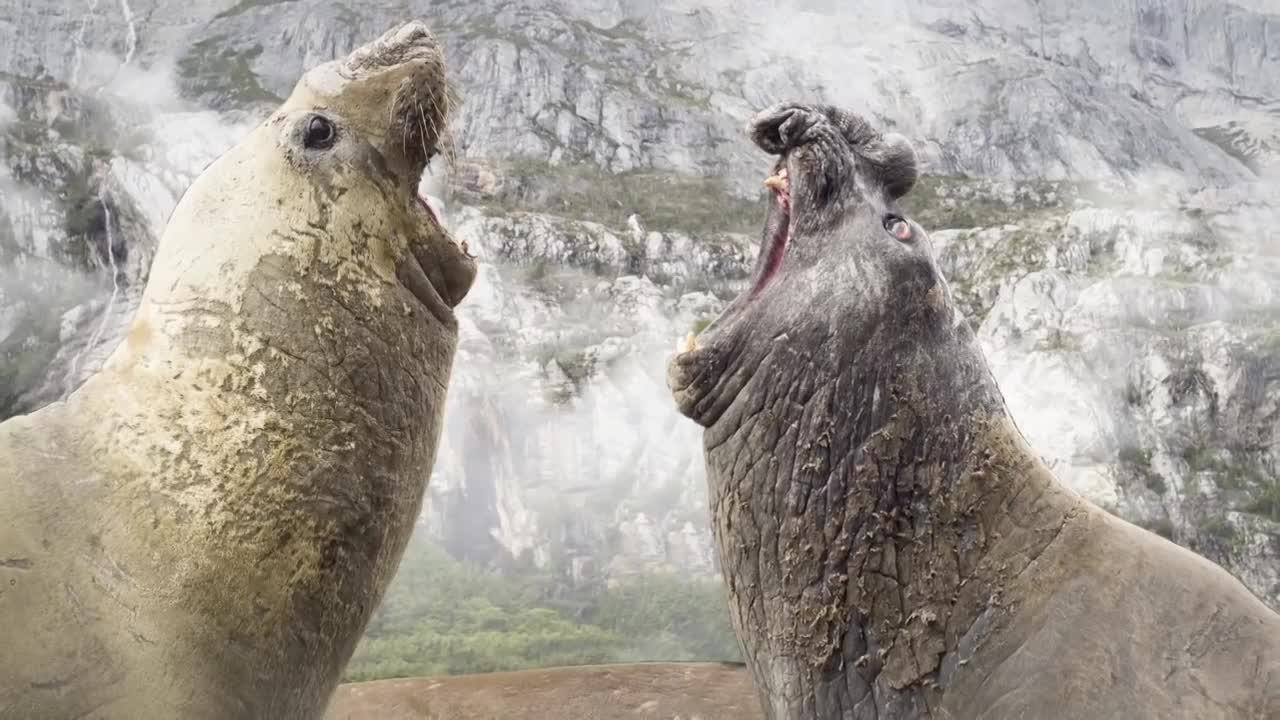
top-left (126, 122), bottom-right (402, 344)
top-left (301, 62), bottom-right (345, 96)
top-left (290, 216), bottom-right (396, 311)
top-left (926, 283), bottom-right (948, 314)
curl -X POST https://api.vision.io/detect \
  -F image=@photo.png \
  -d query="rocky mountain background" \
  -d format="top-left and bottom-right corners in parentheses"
top-left (2, 0), bottom-right (1278, 674)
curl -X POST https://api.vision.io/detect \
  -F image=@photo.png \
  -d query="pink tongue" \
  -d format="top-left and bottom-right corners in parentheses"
top-left (416, 194), bottom-right (441, 224)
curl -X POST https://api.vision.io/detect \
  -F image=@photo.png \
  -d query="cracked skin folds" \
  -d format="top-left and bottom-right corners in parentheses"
top-left (0, 21), bottom-right (474, 720)
top-left (669, 102), bottom-right (1280, 720)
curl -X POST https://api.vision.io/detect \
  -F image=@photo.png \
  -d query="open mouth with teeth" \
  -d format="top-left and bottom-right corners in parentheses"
top-left (395, 169), bottom-right (475, 320)
top-left (756, 164), bottom-right (791, 298)
top-left (414, 172), bottom-right (471, 261)
top-left (676, 161), bottom-right (792, 355)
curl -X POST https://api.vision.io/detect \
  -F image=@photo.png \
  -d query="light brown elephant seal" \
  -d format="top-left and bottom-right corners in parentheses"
top-left (668, 102), bottom-right (1280, 720)
top-left (0, 20), bottom-right (474, 720)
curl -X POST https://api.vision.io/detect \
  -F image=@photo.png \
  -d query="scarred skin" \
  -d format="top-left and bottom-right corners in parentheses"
top-left (0, 21), bottom-right (474, 720)
top-left (669, 103), bottom-right (1280, 720)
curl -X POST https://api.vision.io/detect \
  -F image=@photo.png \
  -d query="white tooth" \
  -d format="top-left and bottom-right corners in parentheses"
top-left (677, 332), bottom-right (698, 354)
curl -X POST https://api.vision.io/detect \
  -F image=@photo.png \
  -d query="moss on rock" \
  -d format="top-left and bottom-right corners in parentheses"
top-left (176, 38), bottom-right (282, 110)
top-left (464, 157), bottom-right (762, 236)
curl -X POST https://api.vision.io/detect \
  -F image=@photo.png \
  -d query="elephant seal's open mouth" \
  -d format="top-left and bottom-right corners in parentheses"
top-left (754, 164), bottom-right (791, 297)
top-left (670, 103), bottom-right (922, 423)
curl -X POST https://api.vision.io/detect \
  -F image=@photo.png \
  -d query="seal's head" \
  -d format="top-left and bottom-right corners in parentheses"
top-left (131, 20), bottom-right (474, 352)
top-left (669, 103), bottom-right (955, 430)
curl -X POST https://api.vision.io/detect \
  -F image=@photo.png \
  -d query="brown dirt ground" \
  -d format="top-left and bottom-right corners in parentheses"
top-left (324, 662), bottom-right (762, 720)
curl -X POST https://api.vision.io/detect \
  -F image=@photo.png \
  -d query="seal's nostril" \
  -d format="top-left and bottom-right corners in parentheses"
top-left (392, 20), bottom-right (434, 48)
top-left (344, 20), bottom-right (440, 72)
top-left (750, 104), bottom-right (823, 155)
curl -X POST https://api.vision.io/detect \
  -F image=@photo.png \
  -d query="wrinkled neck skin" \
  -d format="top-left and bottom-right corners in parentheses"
top-left (64, 141), bottom-right (444, 718)
top-left (6, 23), bottom-right (472, 720)
top-left (671, 104), bottom-right (1082, 719)
top-left (699, 304), bottom-right (1078, 719)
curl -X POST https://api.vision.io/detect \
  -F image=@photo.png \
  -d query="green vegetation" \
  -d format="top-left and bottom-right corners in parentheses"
top-left (0, 312), bottom-right (63, 418)
top-left (59, 171), bottom-right (110, 270)
top-left (1182, 442), bottom-right (1228, 476)
top-left (569, 18), bottom-right (649, 43)
top-left (1257, 327), bottom-right (1280, 355)
top-left (176, 38), bottom-right (281, 109)
top-left (345, 533), bottom-right (740, 682)
top-left (585, 572), bottom-right (741, 661)
top-left (537, 345), bottom-right (597, 386)
top-left (985, 222), bottom-right (1062, 281)
top-left (1243, 477), bottom-right (1280, 522)
top-left (1118, 444), bottom-right (1167, 495)
top-left (1176, 429), bottom-right (1277, 523)
top-left (904, 176), bottom-right (1017, 230)
top-left (1199, 515), bottom-right (1238, 543)
top-left (1033, 329), bottom-right (1083, 354)
top-left (512, 260), bottom-right (593, 302)
top-left (939, 218), bottom-right (1065, 318)
top-left (1138, 517), bottom-right (1176, 541)
top-left (902, 176), bottom-right (1078, 231)
top-left (214, 0), bottom-right (299, 20)
top-left (641, 68), bottom-right (711, 110)
top-left (472, 157), bottom-right (763, 236)
top-left (1121, 377), bottom-right (1149, 408)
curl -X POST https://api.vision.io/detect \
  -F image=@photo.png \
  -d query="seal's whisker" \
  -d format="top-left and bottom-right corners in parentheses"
top-left (400, 102), bottom-right (410, 165)
top-left (426, 88), bottom-right (457, 174)
top-left (388, 99), bottom-right (398, 146)
top-left (415, 98), bottom-right (432, 169)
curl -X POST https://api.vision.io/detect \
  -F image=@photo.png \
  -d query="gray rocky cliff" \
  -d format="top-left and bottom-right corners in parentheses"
top-left (1, 0), bottom-right (1277, 609)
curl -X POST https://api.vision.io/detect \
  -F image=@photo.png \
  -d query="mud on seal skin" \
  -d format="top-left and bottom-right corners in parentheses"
top-left (669, 101), bottom-right (1280, 720)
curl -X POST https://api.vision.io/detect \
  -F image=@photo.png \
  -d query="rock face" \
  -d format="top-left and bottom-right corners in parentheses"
top-left (1, 0), bottom-right (1278, 609)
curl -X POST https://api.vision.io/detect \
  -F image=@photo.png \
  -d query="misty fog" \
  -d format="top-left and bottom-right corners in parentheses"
top-left (1, 0), bottom-right (1277, 694)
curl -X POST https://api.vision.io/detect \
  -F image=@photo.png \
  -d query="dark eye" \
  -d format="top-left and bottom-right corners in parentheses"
top-left (883, 214), bottom-right (912, 242)
top-left (303, 115), bottom-right (337, 150)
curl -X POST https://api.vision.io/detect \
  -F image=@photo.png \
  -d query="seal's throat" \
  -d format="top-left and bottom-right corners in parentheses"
top-left (754, 165), bottom-right (791, 298)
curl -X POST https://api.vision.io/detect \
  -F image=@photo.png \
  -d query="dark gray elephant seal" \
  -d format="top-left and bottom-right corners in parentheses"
top-left (669, 102), bottom-right (1280, 720)
top-left (0, 21), bottom-right (475, 720)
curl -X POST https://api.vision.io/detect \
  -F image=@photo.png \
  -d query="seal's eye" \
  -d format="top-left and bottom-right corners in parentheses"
top-left (303, 115), bottom-right (337, 150)
top-left (884, 215), bottom-right (913, 242)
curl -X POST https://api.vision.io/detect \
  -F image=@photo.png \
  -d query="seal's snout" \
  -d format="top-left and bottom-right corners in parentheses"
top-left (750, 103), bottom-right (828, 156)
top-left (341, 20), bottom-right (443, 74)
top-left (385, 21), bottom-right (436, 56)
